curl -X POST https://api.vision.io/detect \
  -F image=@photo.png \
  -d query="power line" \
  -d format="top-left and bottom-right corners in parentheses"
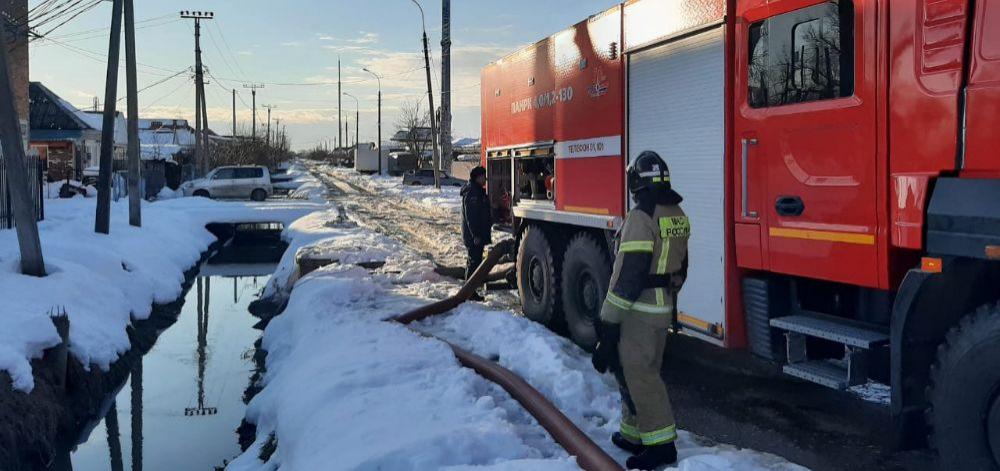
top-left (40, 16), bottom-right (180, 43)
top-left (202, 20), bottom-right (240, 82)
top-left (34, 35), bottom-right (182, 76)
top-left (47, 13), bottom-right (174, 40)
top-left (32, 0), bottom-right (103, 39)
top-left (211, 21), bottom-right (246, 80)
top-left (116, 67), bottom-right (191, 102)
top-left (141, 76), bottom-right (192, 112)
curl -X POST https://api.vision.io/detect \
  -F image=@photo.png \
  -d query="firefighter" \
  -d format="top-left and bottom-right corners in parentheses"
top-left (461, 166), bottom-right (492, 290)
top-left (592, 151), bottom-right (689, 470)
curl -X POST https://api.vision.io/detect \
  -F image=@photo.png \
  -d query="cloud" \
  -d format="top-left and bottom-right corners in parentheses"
top-left (237, 50), bottom-right (254, 56)
top-left (317, 31), bottom-right (380, 45)
top-left (281, 41), bottom-right (302, 47)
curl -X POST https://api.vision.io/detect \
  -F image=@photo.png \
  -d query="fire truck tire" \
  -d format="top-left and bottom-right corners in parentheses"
top-left (927, 302), bottom-right (1000, 470)
top-left (560, 233), bottom-right (611, 351)
top-left (517, 225), bottom-right (561, 325)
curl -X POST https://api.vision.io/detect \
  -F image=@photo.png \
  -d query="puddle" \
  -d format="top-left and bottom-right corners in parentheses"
top-left (64, 258), bottom-right (276, 470)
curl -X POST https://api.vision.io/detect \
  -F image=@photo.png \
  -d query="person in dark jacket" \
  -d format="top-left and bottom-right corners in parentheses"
top-left (461, 166), bottom-right (492, 282)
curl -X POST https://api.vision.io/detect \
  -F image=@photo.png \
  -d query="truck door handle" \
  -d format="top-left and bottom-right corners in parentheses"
top-left (775, 196), bottom-right (805, 217)
top-left (741, 138), bottom-right (759, 219)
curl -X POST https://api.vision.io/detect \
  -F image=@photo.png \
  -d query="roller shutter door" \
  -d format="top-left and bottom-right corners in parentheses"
top-left (628, 26), bottom-right (726, 342)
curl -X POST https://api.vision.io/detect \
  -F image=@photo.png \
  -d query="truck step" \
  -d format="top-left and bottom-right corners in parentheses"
top-left (770, 313), bottom-right (888, 349)
top-left (782, 360), bottom-right (852, 390)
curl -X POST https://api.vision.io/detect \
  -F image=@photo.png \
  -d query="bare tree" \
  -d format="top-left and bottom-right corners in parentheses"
top-left (395, 99), bottom-right (430, 156)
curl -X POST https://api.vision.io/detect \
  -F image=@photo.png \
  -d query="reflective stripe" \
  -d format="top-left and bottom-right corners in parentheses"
top-left (606, 292), bottom-right (634, 310)
top-left (620, 421), bottom-right (641, 441)
top-left (655, 287), bottom-right (665, 306)
top-left (620, 240), bottom-right (654, 253)
top-left (651, 176), bottom-right (670, 183)
top-left (640, 424), bottom-right (677, 445)
top-left (657, 237), bottom-right (670, 274)
top-left (631, 301), bottom-right (672, 315)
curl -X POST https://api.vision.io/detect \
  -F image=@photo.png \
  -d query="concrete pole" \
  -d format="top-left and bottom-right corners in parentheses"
top-left (411, 0), bottom-right (441, 189)
top-left (232, 89), bottom-right (236, 137)
top-left (124, 0), bottom-right (141, 226)
top-left (337, 58), bottom-right (342, 149)
top-left (95, 0), bottom-right (124, 234)
top-left (0, 21), bottom-right (45, 276)
top-left (440, 0), bottom-right (452, 174)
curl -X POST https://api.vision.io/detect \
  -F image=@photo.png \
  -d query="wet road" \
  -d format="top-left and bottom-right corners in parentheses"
top-left (309, 164), bottom-right (939, 471)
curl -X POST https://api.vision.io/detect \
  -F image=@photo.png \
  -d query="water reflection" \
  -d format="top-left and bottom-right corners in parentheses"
top-left (186, 278), bottom-right (219, 417)
top-left (131, 359), bottom-right (142, 471)
top-left (68, 268), bottom-right (273, 471)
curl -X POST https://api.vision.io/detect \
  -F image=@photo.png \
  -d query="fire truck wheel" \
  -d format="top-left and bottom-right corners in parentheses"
top-left (560, 233), bottom-right (611, 351)
top-left (927, 302), bottom-right (1000, 470)
top-left (517, 225), bottom-right (561, 325)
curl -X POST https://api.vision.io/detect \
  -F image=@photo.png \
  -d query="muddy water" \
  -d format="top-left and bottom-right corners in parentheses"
top-left (67, 263), bottom-right (274, 471)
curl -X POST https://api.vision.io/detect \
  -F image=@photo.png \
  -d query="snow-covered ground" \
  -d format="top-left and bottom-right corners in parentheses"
top-left (229, 208), bottom-right (807, 471)
top-left (274, 161), bottom-right (331, 202)
top-left (320, 165), bottom-right (463, 215)
top-left (0, 197), bottom-right (324, 392)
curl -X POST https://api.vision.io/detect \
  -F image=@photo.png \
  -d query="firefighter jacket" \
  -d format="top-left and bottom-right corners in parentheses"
top-left (461, 182), bottom-right (492, 248)
top-left (600, 204), bottom-right (690, 328)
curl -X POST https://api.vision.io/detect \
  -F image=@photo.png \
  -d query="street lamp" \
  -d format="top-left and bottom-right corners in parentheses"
top-left (409, 0), bottom-right (442, 189)
top-left (362, 67), bottom-right (383, 175)
top-left (343, 91), bottom-right (359, 150)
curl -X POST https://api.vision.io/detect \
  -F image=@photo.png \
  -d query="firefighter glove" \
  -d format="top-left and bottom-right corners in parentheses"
top-left (591, 322), bottom-right (621, 374)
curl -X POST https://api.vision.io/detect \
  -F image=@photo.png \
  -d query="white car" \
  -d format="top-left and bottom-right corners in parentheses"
top-left (182, 166), bottom-right (273, 201)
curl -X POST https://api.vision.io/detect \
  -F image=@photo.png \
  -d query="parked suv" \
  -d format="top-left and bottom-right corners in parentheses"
top-left (183, 166), bottom-right (272, 201)
top-left (402, 169), bottom-right (464, 187)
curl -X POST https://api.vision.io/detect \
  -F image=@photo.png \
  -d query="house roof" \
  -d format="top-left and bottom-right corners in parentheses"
top-left (29, 82), bottom-right (91, 132)
top-left (29, 82), bottom-right (128, 145)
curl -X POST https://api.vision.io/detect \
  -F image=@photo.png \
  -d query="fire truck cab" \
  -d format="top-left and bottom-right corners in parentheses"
top-left (481, 0), bottom-right (1000, 468)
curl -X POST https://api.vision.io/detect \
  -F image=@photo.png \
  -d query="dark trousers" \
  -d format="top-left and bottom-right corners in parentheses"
top-left (465, 244), bottom-right (485, 280)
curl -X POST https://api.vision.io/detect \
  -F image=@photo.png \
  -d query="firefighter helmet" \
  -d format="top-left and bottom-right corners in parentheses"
top-left (627, 151), bottom-right (671, 194)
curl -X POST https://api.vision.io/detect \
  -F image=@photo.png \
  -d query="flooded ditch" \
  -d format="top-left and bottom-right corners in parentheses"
top-left (33, 223), bottom-right (288, 471)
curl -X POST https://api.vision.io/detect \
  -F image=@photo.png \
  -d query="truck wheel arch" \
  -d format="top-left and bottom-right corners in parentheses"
top-left (891, 257), bottom-right (1000, 449)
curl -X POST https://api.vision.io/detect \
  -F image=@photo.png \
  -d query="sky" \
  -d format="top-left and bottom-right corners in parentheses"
top-left (28, 0), bottom-right (619, 150)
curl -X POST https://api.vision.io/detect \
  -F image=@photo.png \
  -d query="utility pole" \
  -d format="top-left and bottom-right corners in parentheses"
top-left (194, 78), bottom-right (202, 175)
top-left (124, 0), bottom-right (140, 227)
top-left (411, 0), bottom-right (442, 188)
top-left (96, 0), bottom-right (124, 234)
top-left (200, 74), bottom-right (210, 175)
top-left (0, 17), bottom-right (45, 276)
top-left (440, 0), bottom-right (452, 175)
top-left (243, 83), bottom-right (263, 139)
top-left (263, 105), bottom-right (275, 146)
top-left (231, 89), bottom-right (236, 137)
top-left (364, 68), bottom-right (382, 175)
top-left (181, 10), bottom-right (213, 177)
top-left (337, 57), bottom-right (342, 149)
top-left (344, 92), bottom-right (359, 151)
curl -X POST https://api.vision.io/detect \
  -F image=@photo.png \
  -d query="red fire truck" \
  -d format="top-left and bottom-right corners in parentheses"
top-left (481, 0), bottom-right (1000, 467)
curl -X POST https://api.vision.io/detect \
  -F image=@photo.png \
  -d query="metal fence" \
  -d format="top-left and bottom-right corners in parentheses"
top-left (0, 152), bottom-right (45, 229)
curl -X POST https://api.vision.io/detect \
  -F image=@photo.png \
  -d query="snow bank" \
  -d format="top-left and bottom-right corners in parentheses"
top-left (230, 210), bottom-right (807, 470)
top-left (0, 197), bottom-right (325, 391)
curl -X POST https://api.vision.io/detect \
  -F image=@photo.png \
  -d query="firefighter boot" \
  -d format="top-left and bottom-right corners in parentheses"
top-left (625, 442), bottom-right (677, 470)
top-left (611, 432), bottom-right (645, 455)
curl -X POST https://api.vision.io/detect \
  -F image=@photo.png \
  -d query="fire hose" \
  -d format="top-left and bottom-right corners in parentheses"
top-left (393, 239), bottom-right (623, 471)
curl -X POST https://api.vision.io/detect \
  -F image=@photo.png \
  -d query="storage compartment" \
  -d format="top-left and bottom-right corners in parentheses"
top-left (487, 157), bottom-right (512, 226)
top-left (628, 26), bottom-right (727, 343)
top-left (487, 143), bottom-right (556, 228)
top-left (515, 155), bottom-right (554, 202)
